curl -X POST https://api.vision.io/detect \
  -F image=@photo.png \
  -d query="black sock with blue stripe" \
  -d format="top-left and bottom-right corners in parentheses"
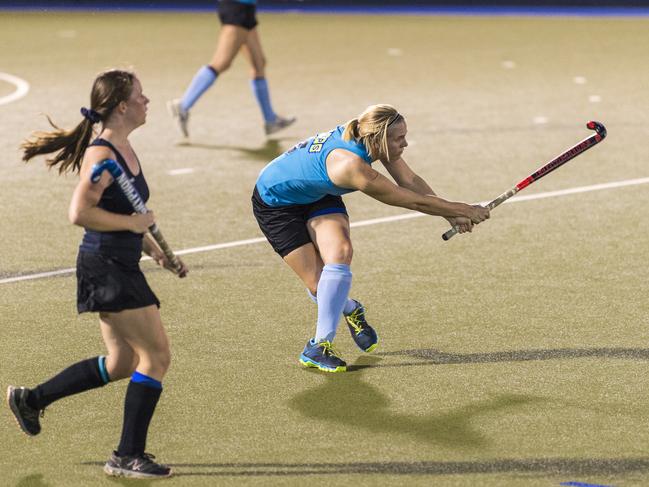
top-left (27, 356), bottom-right (110, 410)
top-left (117, 372), bottom-right (163, 457)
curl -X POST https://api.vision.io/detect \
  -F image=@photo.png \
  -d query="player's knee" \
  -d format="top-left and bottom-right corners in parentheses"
top-left (106, 352), bottom-right (138, 381)
top-left (211, 60), bottom-right (231, 73)
top-left (335, 241), bottom-right (353, 264)
top-left (156, 346), bottom-right (172, 374)
top-left (140, 341), bottom-right (171, 376)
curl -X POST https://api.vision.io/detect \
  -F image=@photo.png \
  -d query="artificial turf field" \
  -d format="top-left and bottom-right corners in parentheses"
top-left (1, 8), bottom-right (649, 486)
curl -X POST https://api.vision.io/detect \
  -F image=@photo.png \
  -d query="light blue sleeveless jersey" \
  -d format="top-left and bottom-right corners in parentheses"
top-left (256, 125), bottom-right (374, 207)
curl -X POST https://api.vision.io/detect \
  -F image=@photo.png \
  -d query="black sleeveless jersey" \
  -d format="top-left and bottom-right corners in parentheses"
top-left (79, 138), bottom-right (150, 261)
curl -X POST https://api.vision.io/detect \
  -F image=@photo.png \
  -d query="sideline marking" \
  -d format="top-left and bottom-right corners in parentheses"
top-left (2, 176), bottom-right (648, 285)
top-left (168, 168), bottom-right (195, 176)
top-left (0, 72), bottom-right (29, 106)
top-left (57, 29), bottom-right (77, 38)
top-left (3, 5), bottom-right (649, 17)
top-left (560, 482), bottom-right (612, 487)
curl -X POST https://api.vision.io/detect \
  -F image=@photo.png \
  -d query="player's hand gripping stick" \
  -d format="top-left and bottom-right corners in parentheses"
top-left (90, 159), bottom-right (183, 273)
top-left (442, 121), bottom-right (607, 241)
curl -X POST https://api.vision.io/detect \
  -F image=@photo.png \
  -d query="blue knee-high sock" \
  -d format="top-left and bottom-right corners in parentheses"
top-left (307, 289), bottom-right (357, 315)
top-left (250, 77), bottom-right (276, 123)
top-left (180, 65), bottom-right (218, 112)
top-left (314, 264), bottom-right (352, 343)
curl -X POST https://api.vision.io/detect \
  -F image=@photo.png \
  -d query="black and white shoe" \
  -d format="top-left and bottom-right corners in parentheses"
top-left (104, 451), bottom-right (172, 479)
top-left (7, 386), bottom-right (43, 436)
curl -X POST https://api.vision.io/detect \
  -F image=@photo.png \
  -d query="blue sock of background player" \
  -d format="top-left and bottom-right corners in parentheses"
top-left (179, 68), bottom-right (277, 123)
top-left (169, 0), bottom-right (295, 137)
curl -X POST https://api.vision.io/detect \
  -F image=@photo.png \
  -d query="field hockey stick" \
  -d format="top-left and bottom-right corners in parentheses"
top-left (90, 159), bottom-right (183, 273)
top-left (442, 120), bottom-right (607, 241)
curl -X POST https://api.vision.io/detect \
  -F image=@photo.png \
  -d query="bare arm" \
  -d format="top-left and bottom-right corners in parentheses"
top-left (381, 156), bottom-right (436, 195)
top-left (326, 150), bottom-right (487, 221)
top-left (382, 157), bottom-right (476, 232)
top-left (68, 146), bottom-right (153, 233)
top-left (143, 232), bottom-right (189, 277)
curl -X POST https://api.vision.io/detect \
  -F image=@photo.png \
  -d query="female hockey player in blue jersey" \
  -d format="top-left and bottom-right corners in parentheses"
top-left (252, 104), bottom-right (489, 373)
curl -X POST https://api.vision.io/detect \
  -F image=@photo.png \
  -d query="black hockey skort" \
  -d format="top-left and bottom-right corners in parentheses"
top-left (76, 251), bottom-right (160, 313)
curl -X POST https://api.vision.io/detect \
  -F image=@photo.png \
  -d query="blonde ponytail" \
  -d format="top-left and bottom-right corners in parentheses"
top-left (342, 118), bottom-right (360, 141)
top-left (342, 104), bottom-right (401, 161)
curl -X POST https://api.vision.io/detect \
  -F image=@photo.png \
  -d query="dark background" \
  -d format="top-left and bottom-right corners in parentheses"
top-left (2, 0), bottom-right (649, 11)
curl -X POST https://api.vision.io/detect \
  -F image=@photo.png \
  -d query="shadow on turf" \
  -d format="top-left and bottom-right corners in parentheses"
top-left (372, 347), bottom-right (649, 368)
top-left (288, 356), bottom-right (542, 450)
top-left (176, 138), bottom-right (286, 161)
top-left (15, 474), bottom-right (52, 486)
top-left (79, 458), bottom-right (649, 478)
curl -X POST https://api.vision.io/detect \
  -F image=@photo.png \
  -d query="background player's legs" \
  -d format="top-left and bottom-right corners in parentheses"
top-left (242, 29), bottom-right (274, 122)
top-left (243, 28), bottom-right (295, 134)
top-left (169, 24), bottom-right (248, 137)
top-left (209, 24), bottom-right (249, 75)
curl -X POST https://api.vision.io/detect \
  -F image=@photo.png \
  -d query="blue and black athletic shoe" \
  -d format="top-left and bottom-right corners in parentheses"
top-left (344, 300), bottom-right (379, 353)
top-left (299, 339), bottom-right (347, 373)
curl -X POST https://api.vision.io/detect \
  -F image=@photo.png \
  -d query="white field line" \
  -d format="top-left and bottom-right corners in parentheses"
top-left (0, 72), bottom-right (29, 106)
top-left (168, 168), bottom-right (195, 176)
top-left (2, 177), bottom-right (648, 285)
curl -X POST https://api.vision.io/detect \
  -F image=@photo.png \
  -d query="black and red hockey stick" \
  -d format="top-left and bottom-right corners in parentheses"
top-left (442, 121), bottom-right (607, 241)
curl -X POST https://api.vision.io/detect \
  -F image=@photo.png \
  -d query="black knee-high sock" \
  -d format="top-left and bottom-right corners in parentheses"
top-left (27, 356), bottom-right (109, 410)
top-left (117, 380), bottom-right (162, 457)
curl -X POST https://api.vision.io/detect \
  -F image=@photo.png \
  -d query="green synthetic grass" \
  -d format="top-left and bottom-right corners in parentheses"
top-left (1, 10), bottom-right (649, 487)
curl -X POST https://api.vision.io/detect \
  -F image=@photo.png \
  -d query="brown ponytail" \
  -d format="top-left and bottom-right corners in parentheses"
top-left (21, 69), bottom-right (135, 174)
top-left (21, 116), bottom-right (96, 174)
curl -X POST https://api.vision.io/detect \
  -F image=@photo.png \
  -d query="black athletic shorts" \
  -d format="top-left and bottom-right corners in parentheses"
top-left (218, 0), bottom-right (258, 30)
top-left (76, 251), bottom-right (160, 314)
top-left (252, 186), bottom-right (348, 257)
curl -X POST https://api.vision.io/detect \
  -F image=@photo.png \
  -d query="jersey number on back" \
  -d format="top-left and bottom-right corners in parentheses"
top-left (287, 130), bottom-right (334, 155)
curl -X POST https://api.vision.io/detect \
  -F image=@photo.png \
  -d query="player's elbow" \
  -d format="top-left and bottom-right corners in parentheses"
top-left (355, 169), bottom-right (379, 193)
top-left (68, 206), bottom-right (84, 226)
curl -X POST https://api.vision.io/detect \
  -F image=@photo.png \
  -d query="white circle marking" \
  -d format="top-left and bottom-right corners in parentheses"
top-left (0, 72), bottom-right (30, 106)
